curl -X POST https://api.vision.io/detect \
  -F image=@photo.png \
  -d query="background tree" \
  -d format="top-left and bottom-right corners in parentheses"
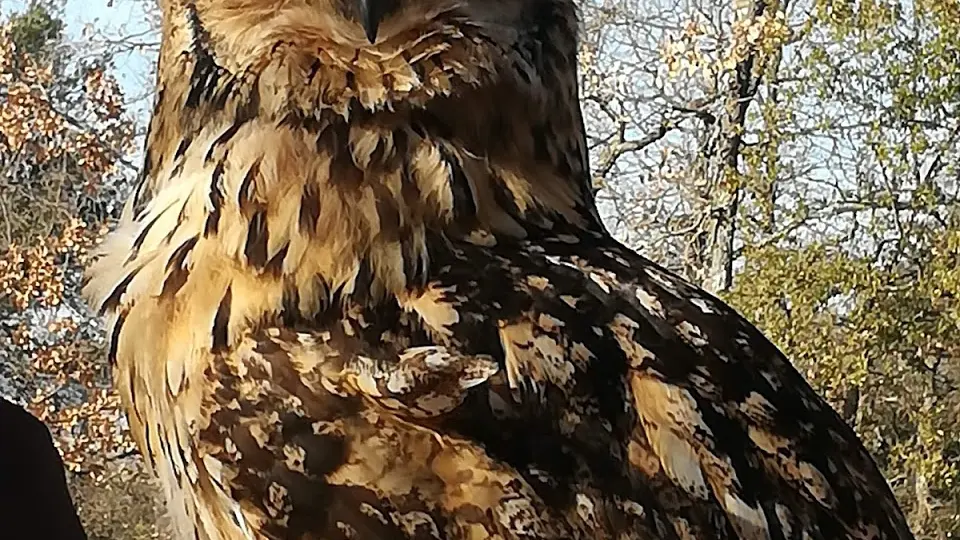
top-left (0, 1), bottom-right (169, 538)
top-left (580, 0), bottom-right (960, 535)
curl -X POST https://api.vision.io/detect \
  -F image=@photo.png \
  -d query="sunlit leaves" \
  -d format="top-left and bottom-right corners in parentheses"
top-left (0, 4), bottom-right (137, 480)
top-left (726, 236), bottom-right (960, 534)
top-left (599, 0), bottom-right (960, 533)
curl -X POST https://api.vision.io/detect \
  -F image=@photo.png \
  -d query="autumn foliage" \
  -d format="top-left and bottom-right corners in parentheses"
top-left (0, 4), bottom-right (167, 537)
top-left (0, 7), bottom-right (137, 472)
top-left (581, 0), bottom-right (960, 535)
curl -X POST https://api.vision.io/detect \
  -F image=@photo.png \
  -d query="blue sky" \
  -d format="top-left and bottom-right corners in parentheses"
top-left (62, 0), bottom-right (150, 31)
top-left (64, 0), bottom-right (159, 115)
top-left (1, 0), bottom-right (160, 119)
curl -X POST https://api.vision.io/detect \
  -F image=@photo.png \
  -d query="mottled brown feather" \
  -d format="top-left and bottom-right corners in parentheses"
top-left (83, 0), bottom-right (914, 538)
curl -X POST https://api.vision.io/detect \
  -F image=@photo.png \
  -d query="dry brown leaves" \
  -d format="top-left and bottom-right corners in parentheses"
top-left (0, 20), bottom-right (138, 477)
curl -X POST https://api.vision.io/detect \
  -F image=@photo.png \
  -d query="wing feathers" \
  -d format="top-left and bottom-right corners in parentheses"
top-left (395, 236), bottom-right (913, 539)
top-left (199, 327), bottom-right (579, 539)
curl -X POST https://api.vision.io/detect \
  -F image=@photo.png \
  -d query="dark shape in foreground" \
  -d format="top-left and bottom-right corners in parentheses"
top-left (0, 397), bottom-right (86, 539)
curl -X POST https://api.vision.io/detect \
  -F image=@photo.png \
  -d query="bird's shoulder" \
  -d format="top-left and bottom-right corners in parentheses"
top-left (409, 231), bottom-right (913, 539)
top-left (192, 229), bottom-right (913, 539)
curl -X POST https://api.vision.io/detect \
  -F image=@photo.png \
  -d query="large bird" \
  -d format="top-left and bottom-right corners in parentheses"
top-left (83, 0), bottom-right (915, 538)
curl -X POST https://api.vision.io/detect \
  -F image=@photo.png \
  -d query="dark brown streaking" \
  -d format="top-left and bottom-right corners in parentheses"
top-left (82, 0), bottom-right (916, 539)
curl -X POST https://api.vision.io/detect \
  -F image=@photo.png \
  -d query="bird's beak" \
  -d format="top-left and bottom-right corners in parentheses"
top-left (356, 0), bottom-right (387, 44)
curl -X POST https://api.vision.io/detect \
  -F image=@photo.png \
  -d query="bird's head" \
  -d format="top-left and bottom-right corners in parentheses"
top-left (184, 0), bottom-right (530, 47)
top-left (139, 0), bottom-right (600, 238)
top-left (155, 0), bottom-right (581, 113)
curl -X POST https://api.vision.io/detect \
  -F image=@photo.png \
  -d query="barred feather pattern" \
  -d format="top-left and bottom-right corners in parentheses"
top-left (83, 0), bottom-right (915, 538)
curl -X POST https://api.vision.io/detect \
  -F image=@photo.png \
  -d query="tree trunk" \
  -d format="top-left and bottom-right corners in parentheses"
top-left (698, 0), bottom-right (769, 293)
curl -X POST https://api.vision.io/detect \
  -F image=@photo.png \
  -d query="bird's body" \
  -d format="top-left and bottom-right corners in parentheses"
top-left (83, 0), bottom-right (914, 538)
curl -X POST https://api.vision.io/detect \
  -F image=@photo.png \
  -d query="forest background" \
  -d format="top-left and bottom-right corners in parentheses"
top-left (0, 0), bottom-right (956, 537)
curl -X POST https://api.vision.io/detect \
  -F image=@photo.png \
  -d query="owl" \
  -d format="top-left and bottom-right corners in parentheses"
top-left (83, 0), bottom-right (915, 538)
